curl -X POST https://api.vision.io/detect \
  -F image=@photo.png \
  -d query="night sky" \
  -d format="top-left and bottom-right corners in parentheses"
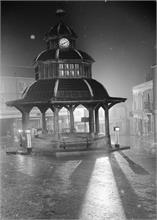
top-left (1, 1), bottom-right (156, 108)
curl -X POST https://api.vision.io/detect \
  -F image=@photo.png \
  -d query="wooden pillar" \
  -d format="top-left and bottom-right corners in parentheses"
top-left (54, 107), bottom-right (59, 139)
top-left (95, 108), bottom-right (99, 135)
top-left (69, 106), bottom-right (75, 133)
top-left (41, 111), bottom-right (47, 134)
top-left (105, 108), bottom-right (111, 149)
top-left (22, 111), bottom-right (30, 131)
top-left (89, 107), bottom-right (95, 137)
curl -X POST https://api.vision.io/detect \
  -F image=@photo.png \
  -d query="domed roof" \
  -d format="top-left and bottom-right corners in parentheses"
top-left (21, 78), bottom-right (109, 102)
top-left (6, 78), bottom-right (126, 106)
top-left (44, 22), bottom-right (77, 41)
top-left (35, 48), bottom-right (95, 62)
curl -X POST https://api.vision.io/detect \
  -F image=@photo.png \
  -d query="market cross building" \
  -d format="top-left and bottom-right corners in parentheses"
top-left (6, 9), bottom-right (126, 150)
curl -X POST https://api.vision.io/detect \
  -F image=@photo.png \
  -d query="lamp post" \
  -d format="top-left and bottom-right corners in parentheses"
top-left (114, 126), bottom-right (120, 148)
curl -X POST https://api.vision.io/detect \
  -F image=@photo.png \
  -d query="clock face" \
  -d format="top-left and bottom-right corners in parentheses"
top-left (59, 38), bottom-right (70, 48)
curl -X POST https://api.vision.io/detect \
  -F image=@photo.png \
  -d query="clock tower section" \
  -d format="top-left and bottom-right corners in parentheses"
top-left (44, 9), bottom-right (77, 50)
top-left (35, 9), bottom-right (94, 80)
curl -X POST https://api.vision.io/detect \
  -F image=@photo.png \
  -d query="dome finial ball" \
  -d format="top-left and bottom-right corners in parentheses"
top-left (56, 9), bottom-right (66, 19)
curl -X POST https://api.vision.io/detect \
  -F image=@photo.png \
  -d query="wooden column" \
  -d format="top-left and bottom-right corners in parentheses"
top-left (22, 111), bottom-right (30, 131)
top-left (54, 107), bottom-right (59, 139)
top-left (95, 108), bottom-right (99, 135)
top-left (105, 108), bottom-right (111, 149)
top-left (89, 107), bottom-right (95, 137)
top-left (69, 106), bottom-right (75, 133)
top-left (41, 111), bottom-right (47, 134)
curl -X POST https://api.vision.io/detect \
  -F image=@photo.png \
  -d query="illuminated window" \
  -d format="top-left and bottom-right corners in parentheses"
top-left (65, 64), bottom-right (69, 69)
top-left (59, 70), bottom-right (64, 77)
top-left (58, 63), bottom-right (80, 77)
top-left (70, 64), bottom-right (74, 69)
top-left (75, 64), bottom-right (79, 69)
top-left (59, 64), bottom-right (63, 69)
top-left (65, 70), bottom-right (69, 76)
top-left (77, 70), bottom-right (80, 76)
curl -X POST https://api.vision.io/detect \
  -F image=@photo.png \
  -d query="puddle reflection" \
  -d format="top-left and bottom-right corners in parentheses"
top-left (16, 155), bottom-right (36, 177)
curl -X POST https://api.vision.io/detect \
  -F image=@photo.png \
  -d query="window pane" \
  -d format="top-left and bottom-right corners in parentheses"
top-left (59, 70), bottom-right (64, 76)
top-left (64, 64), bottom-right (69, 69)
top-left (70, 64), bottom-right (74, 69)
top-left (75, 64), bottom-right (79, 69)
top-left (66, 70), bottom-right (69, 76)
top-left (59, 64), bottom-right (63, 69)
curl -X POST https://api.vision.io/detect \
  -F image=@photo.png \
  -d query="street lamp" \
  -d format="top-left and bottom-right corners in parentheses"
top-left (114, 126), bottom-right (120, 148)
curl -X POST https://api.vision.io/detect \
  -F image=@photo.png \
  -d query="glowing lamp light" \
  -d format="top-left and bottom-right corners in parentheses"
top-left (30, 34), bottom-right (35, 40)
top-left (114, 126), bottom-right (120, 148)
top-left (18, 129), bottom-right (23, 133)
top-left (114, 126), bottom-right (120, 131)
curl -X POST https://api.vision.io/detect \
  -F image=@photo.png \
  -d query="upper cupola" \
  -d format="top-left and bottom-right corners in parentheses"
top-left (34, 9), bottom-right (94, 80)
top-left (44, 9), bottom-right (77, 50)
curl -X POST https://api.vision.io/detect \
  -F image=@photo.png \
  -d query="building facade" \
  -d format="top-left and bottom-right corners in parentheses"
top-left (132, 80), bottom-right (153, 136)
top-left (0, 76), bottom-right (35, 136)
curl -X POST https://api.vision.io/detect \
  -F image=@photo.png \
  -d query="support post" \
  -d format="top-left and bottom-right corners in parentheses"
top-left (89, 107), bottom-right (95, 137)
top-left (69, 106), bottom-right (75, 133)
top-left (22, 111), bottom-right (30, 131)
top-left (95, 108), bottom-right (99, 135)
top-left (54, 107), bottom-right (59, 139)
top-left (105, 108), bottom-right (112, 150)
top-left (41, 111), bottom-right (47, 134)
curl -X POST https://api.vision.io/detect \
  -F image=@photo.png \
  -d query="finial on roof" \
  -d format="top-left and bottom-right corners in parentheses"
top-left (56, 9), bottom-right (66, 20)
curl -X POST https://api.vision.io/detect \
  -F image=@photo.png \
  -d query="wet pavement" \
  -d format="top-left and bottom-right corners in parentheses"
top-left (0, 135), bottom-right (156, 220)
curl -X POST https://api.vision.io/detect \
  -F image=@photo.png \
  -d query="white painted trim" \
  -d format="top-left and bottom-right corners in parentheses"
top-left (83, 79), bottom-right (94, 97)
top-left (54, 79), bottom-right (59, 97)
top-left (74, 49), bottom-right (83, 60)
top-left (133, 80), bottom-right (153, 93)
top-left (56, 49), bottom-right (60, 59)
top-left (35, 49), bottom-right (47, 61)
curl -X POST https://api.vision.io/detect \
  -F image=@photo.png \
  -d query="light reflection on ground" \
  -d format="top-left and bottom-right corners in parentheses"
top-left (79, 157), bottom-right (126, 220)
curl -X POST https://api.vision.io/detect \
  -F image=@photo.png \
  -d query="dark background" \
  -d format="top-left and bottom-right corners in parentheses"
top-left (1, 1), bottom-right (156, 108)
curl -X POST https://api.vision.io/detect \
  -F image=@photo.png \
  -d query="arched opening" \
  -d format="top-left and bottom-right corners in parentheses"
top-left (109, 103), bottom-right (128, 136)
top-left (58, 107), bottom-right (70, 133)
top-left (29, 106), bottom-right (41, 130)
top-left (45, 108), bottom-right (54, 134)
top-left (74, 105), bottom-right (89, 133)
top-left (99, 107), bottom-right (105, 134)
